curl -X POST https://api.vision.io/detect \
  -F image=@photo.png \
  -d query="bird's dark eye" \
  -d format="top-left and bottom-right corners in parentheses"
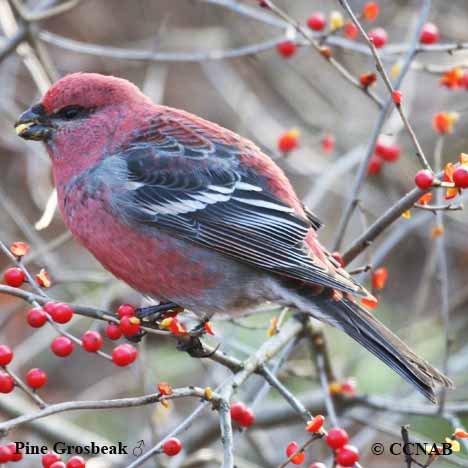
top-left (57, 106), bottom-right (86, 120)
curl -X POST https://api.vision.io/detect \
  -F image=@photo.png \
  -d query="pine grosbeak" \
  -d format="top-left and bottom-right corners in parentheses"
top-left (15, 73), bottom-right (452, 402)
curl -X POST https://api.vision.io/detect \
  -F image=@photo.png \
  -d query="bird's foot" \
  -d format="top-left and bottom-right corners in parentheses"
top-left (189, 317), bottom-right (211, 337)
top-left (176, 336), bottom-right (219, 358)
top-left (135, 302), bottom-right (183, 321)
top-left (125, 330), bottom-right (147, 343)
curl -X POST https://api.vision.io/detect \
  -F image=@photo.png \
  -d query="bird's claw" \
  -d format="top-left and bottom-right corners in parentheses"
top-left (189, 317), bottom-right (211, 337)
top-left (125, 330), bottom-right (147, 343)
top-left (176, 336), bottom-right (218, 358)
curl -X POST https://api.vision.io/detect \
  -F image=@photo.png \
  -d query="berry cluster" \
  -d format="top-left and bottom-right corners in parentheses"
top-left (42, 452), bottom-right (86, 468)
top-left (368, 136), bottom-right (401, 176)
top-left (326, 428), bottom-right (359, 467)
top-left (0, 443), bottom-right (22, 463)
top-left (230, 402), bottom-right (255, 427)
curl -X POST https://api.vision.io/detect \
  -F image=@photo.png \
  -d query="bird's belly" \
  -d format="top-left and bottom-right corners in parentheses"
top-left (60, 193), bottom-right (266, 315)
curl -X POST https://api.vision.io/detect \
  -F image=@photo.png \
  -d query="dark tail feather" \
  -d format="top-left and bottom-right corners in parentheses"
top-left (309, 295), bottom-right (454, 403)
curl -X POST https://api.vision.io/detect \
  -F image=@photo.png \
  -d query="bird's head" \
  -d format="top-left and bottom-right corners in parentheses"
top-left (15, 73), bottom-right (153, 178)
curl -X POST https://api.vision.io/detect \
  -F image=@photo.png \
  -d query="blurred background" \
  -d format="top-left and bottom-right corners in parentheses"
top-left (1, 0), bottom-right (468, 467)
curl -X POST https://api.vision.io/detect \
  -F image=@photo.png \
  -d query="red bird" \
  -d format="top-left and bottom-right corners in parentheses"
top-left (15, 73), bottom-right (451, 402)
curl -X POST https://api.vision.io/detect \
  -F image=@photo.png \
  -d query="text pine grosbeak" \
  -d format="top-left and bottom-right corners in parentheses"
top-left (16, 73), bottom-right (452, 402)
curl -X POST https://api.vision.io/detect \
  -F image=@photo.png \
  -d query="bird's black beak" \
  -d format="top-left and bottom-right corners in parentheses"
top-left (15, 104), bottom-right (54, 141)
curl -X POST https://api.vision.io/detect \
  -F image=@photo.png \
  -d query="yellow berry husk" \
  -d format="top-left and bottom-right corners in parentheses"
top-left (329, 11), bottom-right (344, 31)
top-left (204, 387), bottom-right (213, 400)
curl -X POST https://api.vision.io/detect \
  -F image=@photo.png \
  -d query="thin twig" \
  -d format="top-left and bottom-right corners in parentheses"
top-left (339, 0), bottom-right (432, 171)
top-left (3, 366), bottom-right (47, 408)
top-left (0, 386), bottom-right (221, 434)
top-left (433, 137), bottom-right (452, 413)
top-left (258, 0), bottom-right (384, 108)
top-left (332, 0), bottom-right (433, 251)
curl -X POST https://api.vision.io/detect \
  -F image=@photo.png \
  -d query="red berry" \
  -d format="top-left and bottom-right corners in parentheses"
top-left (307, 12), bottom-right (326, 31)
top-left (278, 130), bottom-right (300, 153)
top-left (453, 167), bottom-right (468, 188)
top-left (66, 456), bottom-right (86, 468)
top-left (50, 463), bottom-right (67, 468)
top-left (368, 27), bottom-right (387, 48)
top-left (0, 371), bottom-right (14, 393)
top-left (321, 135), bottom-right (335, 153)
top-left (286, 441), bottom-right (305, 465)
top-left (230, 402), bottom-right (247, 421)
top-left (105, 322), bottom-right (122, 340)
top-left (359, 72), bottom-right (377, 88)
top-left (375, 139), bottom-right (400, 162)
top-left (344, 22), bottom-right (359, 40)
top-left (50, 303), bottom-right (74, 324)
top-left (117, 303), bottom-right (136, 318)
top-left (162, 438), bottom-right (182, 456)
top-left (238, 407), bottom-right (255, 427)
top-left (336, 445), bottom-right (360, 467)
top-left (0, 445), bottom-right (13, 463)
top-left (461, 71), bottom-right (468, 90)
top-left (42, 452), bottom-right (62, 468)
top-left (362, 2), bottom-right (379, 21)
top-left (308, 464), bottom-right (326, 468)
top-left (82, 330), bottom-right (103, 352)
top-left (6, 442), bottom-right (22, 462)
top-left (0, 345), bottom-right (13, 366)
top-left (414, 169), bottom-right (434, 189)
top-left (392, 90), bottom-right (402, 105)
top-left (112, 343), bottom-right (137, 366)
top-left (26, 368), bottom-right (48, 388)
top-left (326, 427), bottom-right (349, 449)
top-left (43, 301), bottom-right (57, 314)
top-left (3, 267), bottom-right (25, 287)
top-left (420, 22), bottom-right (439, 44)
top-left (51, 336), bottom-right (74, 357)
top-left (27, 307), bottom-right (48, 328)
top-left (119, 316), bottom-right (141, 337)
top-left (372, 267), bottom-right (388, 290)
top-left (367, 155), bottom-right (383, 175)
top-left (277, 40), bottom-right (297, 58)
top-left (340, 378), bottom-right (357, 396)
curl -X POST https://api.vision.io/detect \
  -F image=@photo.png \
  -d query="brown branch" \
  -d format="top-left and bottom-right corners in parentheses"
top-left (3, 366), bottom-right (47, 408)
top-left (401, 425), bottom-right (414, 468)
top-left (341, 185), bottom-right (428, 264)
top-left (0, 386), bottom-right (221, 435)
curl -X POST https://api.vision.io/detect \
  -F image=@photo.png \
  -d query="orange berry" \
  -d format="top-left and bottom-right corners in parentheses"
top-left (362, 2), bottom-right (379, 21)
top-left (278, 129), bottom-right (300, 153)
top-left (286, 441), bottom-right (305, 465)
top-left (372, 267), bottom-right (388, 290)
top-left (306, 414), bottom-right (325, 432)
top-left (10, 241), bottom-right (29, 257)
